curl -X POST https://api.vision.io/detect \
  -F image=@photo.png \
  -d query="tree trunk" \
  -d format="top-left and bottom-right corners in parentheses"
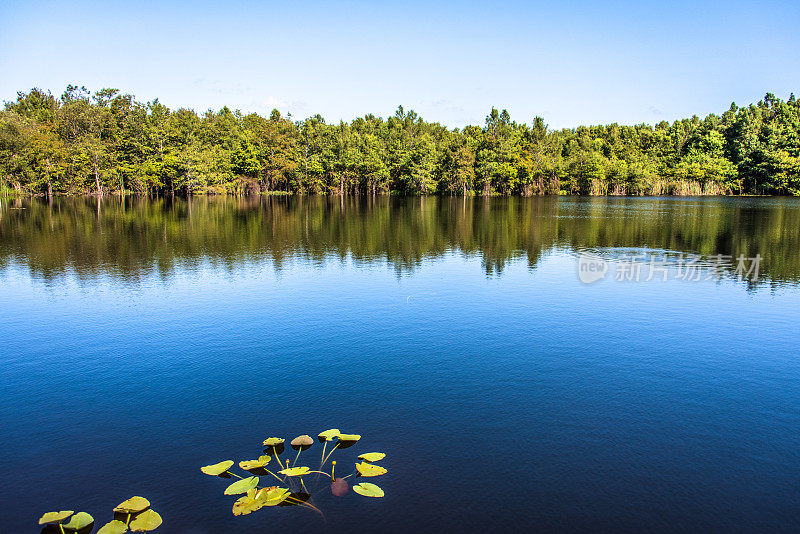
top-left (94, 154), bottom-right (101, 195)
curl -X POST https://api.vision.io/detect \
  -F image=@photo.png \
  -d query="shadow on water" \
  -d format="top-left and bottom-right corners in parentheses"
top-left (1, 195), bottom-right (799, 287)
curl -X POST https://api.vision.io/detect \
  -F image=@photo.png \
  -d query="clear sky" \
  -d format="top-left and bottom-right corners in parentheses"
top-left (1, 0), bottom-right (798, 129)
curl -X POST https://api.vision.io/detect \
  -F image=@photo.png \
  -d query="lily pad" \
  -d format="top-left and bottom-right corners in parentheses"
top-left (262, 437), bottom-right (285, 446)
top-left (239, 455), bottom-right (271, 470)
top-left (98, 520), bottom-right (129, 534)
top-left (358, 452), bottom-right (386, 463)
top-left (290, 435), bottom-right (314, 450)
top-left (278, 466), bottom-right (310, 477)
top-left (224, 476), bottom-right (260, 495)
top-left (129, 509), bottom-right (162, 532)
top-left (353, 482), bottom-right (385, 498)
top-left (114, 496), bottom-right (150, 514)
top-left (38, 511), bottom-right (74, 525)
top-left (232, 489), bottom-right (264, 516)
top-left (336, 433), bottom-right (361, 448)
top-left (355, 461), bottom-right (387, 477)
top-left (258, 486), bottom-right (291, 507)
top-left (317, 428), bottom-right (340, 442)
top-left (200, 460), bottom-right (234, 476)
top-left (63, 511), bottom-right (94, 531)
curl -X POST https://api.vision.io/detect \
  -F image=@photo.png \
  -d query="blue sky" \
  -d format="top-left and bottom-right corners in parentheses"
top-left (1, 0), bottom-right (798, 129)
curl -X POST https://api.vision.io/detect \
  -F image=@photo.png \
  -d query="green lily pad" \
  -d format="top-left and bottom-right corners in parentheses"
top-left (278, 466), bottom-right (310, 477)
top-left (358, 452), bottom-right (386, 462)
top-left (63, 511), bottom-right (94, 531)
top-left (232, 489), bottom-right (264, 516)
top-left (262, 437), bottom-right (285, 446)
top-left (224, 476), bottom-right (260, 495)
top-left (317, 428), bottom-right (340, 442)
top-left (353, 482), bottom-right (385, 497)
top-left (200, 460), bottom-right (234, 476)
top-left (355, 461), bottom-right (387, 477)
top-left (232, 486), bottom-right (291, 515)
top-left (239, 455), bottom-right (271, 470)
top-left (129, 509), bottom-right (162, 532)
top-left (113, 496), bottom-right (150, 514)
top-left (258, 486), bottom-right (291, 507)
top-left (335, 433), bottom-right (361, 449)
top-left (98, 519), bottom-right (129, 534)
top-left (38, 511), bottom-right (74, 525)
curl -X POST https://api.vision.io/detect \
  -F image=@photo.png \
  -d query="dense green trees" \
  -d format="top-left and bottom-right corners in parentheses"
top-left (1, 87), bottom-right (798, 196)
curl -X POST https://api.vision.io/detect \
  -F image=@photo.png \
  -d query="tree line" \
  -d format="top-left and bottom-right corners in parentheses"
top-left (1, 86), bottom-right (798, 197)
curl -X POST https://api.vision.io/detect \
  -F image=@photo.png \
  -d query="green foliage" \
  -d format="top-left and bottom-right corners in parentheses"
top-left (38, 511), bottom-right (74, 525)
top-left (203, 428), bottom-right (387, 521)
top-left (200, 460), bottom-right (234, 476)
top-left (38, 496), bottom-right (162, 533)
top-left (352, 482), bottom-right (385, 498)
top-left (3, 87), bottom-right (798, 196)
top-left (224, 476), bottom-right (260, 495)
top-left (357, 452), bottom-right (386, 462)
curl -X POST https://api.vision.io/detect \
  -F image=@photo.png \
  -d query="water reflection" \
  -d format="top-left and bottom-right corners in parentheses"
top-left (1, 195), bottom-right (798, 286)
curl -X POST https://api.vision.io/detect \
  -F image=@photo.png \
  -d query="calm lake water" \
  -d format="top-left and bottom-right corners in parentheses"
top-left (1, 196), bottom-right (799, 533)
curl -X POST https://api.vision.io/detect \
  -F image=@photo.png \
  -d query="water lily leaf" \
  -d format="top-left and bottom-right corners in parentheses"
top-left (98, 520), bottom-right (129, 534)
top-left (353, 482), bottom-right (385, 498)
top-left (331, 478), bottom-right (349, 496)
top-left (38, 511), bottom-right (74, 525)
top-left (290, 435), bottom-right (314, 450)
top-left (336, 433), bottom-right (361, 448)
top-left (63, 511), bottom-right (94, 530)
top-left (262, 437), bottom-right (284, 446)
top-left (201, 460), bottom-right (234, 476)
top-left (317, 428), bottom-right (340, 442)
top-left (113, 496), bottom-right (150, 514)
top-left (278, 466), bottom-right (310, 477)
top-left (232, 486), bottom-right (291, 515)
top-left (129, 509), bottom-right (162, 532)
top-left (239, 455), bottom-right (271, 470)
top-left (355, 461), bottom-right (387, 477)
top-left (225, 476), bottom-right (259, 494)
top-left (258, 486), bottom-right (291, 507)
top-left (358, 452), bottom-right (386, 463)
top-left (232, 489), bottom-right (264, 516)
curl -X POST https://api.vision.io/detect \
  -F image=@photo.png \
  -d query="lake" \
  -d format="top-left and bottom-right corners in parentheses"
top-left (1, 195), bottom-right (799, 533)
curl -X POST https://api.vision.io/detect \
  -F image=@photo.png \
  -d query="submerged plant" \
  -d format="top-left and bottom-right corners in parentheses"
top-left (201, 428), bottom-right (387, 519)
top-left (38, 497), bottom-right (162, 534)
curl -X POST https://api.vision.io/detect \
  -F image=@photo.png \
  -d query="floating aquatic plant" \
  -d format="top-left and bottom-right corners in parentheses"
top-left (353, 482), bottom-right (385, 498)
top-left (202, 428), bottom-right (387, 520)
top-left (358, 452), bottom-right (386, 463)
top-left (355, 461), bottom-right (388, 477)
top-left (39, 497), bottom-right (162, 533)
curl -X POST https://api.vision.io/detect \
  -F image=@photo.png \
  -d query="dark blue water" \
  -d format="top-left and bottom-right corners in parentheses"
top-left (1, 196), bottom-right (799, 533)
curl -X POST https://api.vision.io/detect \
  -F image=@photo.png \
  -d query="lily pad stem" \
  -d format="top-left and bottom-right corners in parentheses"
top-left (264, 468), bottom-right (285, 484)
top-left (320, 442), bottom-right (340, 468)
top-left (306, 470), bottom-right (333, 479)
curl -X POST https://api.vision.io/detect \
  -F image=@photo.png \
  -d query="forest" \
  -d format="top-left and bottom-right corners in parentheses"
top-left (1, 86), bottom-right (798, 197)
